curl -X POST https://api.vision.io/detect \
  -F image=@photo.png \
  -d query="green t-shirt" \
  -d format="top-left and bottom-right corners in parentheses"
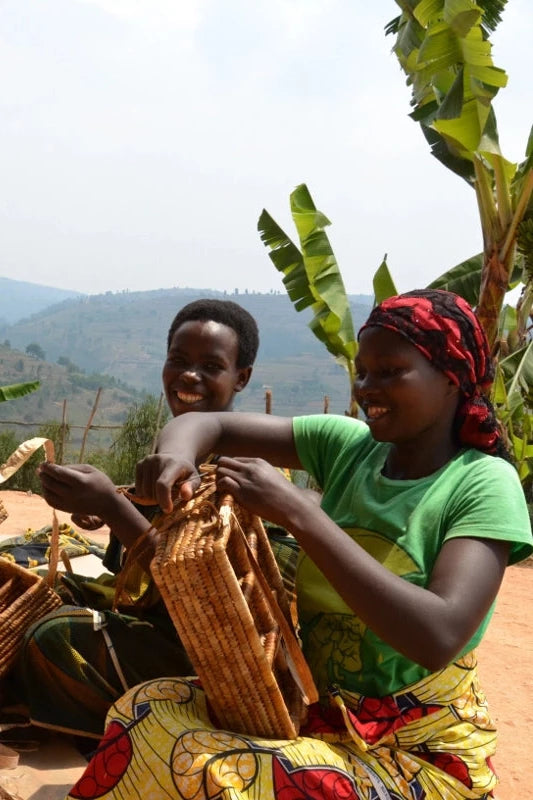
top-left (293, 414), bottom-right (533, 698)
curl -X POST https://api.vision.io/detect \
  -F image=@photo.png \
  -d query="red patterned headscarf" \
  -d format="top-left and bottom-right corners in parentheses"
top-left (359, 289), bottom-right (506, 457)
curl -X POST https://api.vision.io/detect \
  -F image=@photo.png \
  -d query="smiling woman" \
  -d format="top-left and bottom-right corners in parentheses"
top-left (162, 299), bottom-right (258, 417)
top-left (354, 289), bottom-right (506, 478)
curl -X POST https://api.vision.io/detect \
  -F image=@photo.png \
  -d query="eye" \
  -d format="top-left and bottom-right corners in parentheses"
top-left (168, 356), bottom-right (187, 368)
top-left (203, 362), bottom-right (224, 373)
top-left (379, 367), bottom-right (402, 378)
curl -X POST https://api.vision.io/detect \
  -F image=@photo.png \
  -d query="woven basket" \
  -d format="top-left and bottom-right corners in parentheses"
top-left (0, 437), bottom-right (63, 678)
top-left (149, 465), bottom-right (317, 739)
top-left (0, 558), bottom-right (62, 677)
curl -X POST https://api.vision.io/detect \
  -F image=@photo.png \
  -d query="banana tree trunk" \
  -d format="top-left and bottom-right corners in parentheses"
top-left (477, 247), bottom-right (512, 350)
top-left (477, 168), bottom-right (533, 349)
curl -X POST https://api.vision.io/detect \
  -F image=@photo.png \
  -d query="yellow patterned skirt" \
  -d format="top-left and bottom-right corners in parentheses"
top-left (66, 652), bottom-right (498, 800)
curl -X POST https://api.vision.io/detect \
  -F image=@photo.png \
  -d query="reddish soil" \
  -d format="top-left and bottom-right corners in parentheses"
top-left (1, 489), bottom-right (532, 798)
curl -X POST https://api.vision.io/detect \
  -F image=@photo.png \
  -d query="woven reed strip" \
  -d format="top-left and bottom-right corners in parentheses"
top-left (229, 528), bottom-right (278, 644)
top-left (187, 563), bottom-right (278, 734)
top-left (158, 512), bottom-right (286, 735)
top-left (151, 476), bottom-right (302, 738)
top-left (200, 503), bottom-right (287, 713)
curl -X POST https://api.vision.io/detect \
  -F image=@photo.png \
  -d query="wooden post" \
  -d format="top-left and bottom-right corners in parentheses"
top-left (265, 389), bottom-right (272, 414)
top-left (323, 395), bottom-right (330, 414)
top-left (79, 387), bottom-right (102, 462)
top-left (59, 399), bottom-right (68, 464)
top-left (150, 392), bottom-right (165, 454)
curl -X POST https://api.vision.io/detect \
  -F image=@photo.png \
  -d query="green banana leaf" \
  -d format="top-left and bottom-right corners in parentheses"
top-left (476, 0), bottom-right (508, 36)
top-left (388, 0), bottom-right (508, 181)
top-left (0, 381), bottom-right (40, 402)
top-left (256, 210), bottom-right (310, 311)
top-left (428, 252), bottom-right (522, 304)
top-left (373, 255), bottom-right (398, 305)
top-left (498, 341), bottom-right (533, 415)
top-left (427, 253), bottom-right (483, 304)
top-left (512, 126), bottom-right (533, 207)
top-left (258, 185), bottom-right (356, 380)
top-left (495, 363), bottom-right (533, 479)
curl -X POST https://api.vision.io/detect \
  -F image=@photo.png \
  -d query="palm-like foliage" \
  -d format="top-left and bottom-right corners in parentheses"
top-left (258, 185), bottom-right (357, 413)
top-left (0, 381), bottom-right (40, 403)
top-left (388, 0), bottom-right (533, 347)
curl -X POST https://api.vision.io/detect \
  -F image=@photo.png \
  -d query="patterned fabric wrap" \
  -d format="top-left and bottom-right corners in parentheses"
top-left (359, 289), bottom-right (503, 456)
top-left (65, 652), bottom-right (497, 800)
top-left (0, 524), bottom-right (106, 568)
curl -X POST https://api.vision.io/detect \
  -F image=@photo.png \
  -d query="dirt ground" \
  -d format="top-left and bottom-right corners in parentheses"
top-left (0, 489), bottom-right (532, 799)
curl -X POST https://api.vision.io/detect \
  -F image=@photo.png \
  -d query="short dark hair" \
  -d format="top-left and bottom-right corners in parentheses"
top-left (167, 299), bottom-right (259, 368)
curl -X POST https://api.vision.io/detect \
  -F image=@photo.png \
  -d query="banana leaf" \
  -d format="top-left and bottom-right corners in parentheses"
top-left (427, 253), bottom-right (483, 304)
top-left (0, 381), bottom-right (40, 403)
top-left (258, 185), bottom-right (356, 380)
top-left (498, 341), bottom-right (533, 415)
top-left (428, 252), bottom-right (522, 304)
top-left (373, 255), bottom-right (398, 305)
top-left (388, 0), bottom-right (508, 179)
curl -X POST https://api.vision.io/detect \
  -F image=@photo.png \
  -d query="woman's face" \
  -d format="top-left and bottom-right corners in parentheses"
top-left (162, 320), bottom-right (251, 417)
top-left (354, 326), bottom-right (459, 448)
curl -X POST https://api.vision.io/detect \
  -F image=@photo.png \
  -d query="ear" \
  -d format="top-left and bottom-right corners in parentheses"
top-left (446, 380), bottom-right (461, 409)
top-left (234, 366), bottom-right (252, 393)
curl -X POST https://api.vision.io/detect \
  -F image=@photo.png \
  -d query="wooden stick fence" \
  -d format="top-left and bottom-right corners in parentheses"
top-left (0, 389), bottom-right (332, 464)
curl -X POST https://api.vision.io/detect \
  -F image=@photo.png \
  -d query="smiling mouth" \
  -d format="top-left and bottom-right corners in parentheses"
top-left (365, 405), bottom-right (390, 421)
top-left (176, 391), bottom-right (204, 405)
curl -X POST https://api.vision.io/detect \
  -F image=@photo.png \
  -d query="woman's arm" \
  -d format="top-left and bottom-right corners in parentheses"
top-left (137, 411), bottom-right (510, 670)
top-left (136, 411), bottom-right (299, 512)
top-left (214, 456), bottom-right (510, 671)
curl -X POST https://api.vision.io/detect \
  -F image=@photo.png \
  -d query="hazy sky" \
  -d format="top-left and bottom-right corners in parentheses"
top-left (0, 0), bottom-right (531, 296)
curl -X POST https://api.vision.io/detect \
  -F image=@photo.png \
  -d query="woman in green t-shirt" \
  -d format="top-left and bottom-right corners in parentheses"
top-left (40, 289), bottom-right (533, 800)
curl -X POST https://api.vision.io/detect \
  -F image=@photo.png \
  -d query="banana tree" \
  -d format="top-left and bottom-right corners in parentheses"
top-left (258, 184), bottom-right (358, 415)
top-left (387, 0), bottom-right (533, 348)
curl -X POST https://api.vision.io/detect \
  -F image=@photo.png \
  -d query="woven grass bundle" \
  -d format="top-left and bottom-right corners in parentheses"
top-left (150, 464), bottom-right (317, 739)
top-left (0, 437), bottom-right (62, 678)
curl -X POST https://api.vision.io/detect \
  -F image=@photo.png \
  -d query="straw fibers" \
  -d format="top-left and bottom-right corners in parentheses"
top-left (150, 464), bottom-right (317, 739)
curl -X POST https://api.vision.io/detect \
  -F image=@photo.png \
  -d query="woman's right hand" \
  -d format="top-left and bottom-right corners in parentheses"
top-left (135, 453), bottom-right (200, 513)
top-left (38, 463), bottom-right (119, 520)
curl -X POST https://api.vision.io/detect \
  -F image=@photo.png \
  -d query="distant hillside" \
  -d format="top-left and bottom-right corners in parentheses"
top-left (0, 343), bottom-right (144, 452)
top-left (0, 287), bottom-right (373, 417)
top-left (0, 277), bottom-right (83, 325)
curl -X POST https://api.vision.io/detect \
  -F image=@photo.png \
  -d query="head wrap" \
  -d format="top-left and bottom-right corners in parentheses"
top-left (359, 289), bottom-right (506, 457)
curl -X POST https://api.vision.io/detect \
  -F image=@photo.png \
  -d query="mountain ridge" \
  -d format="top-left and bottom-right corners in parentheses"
top-left (0, 276), bottom-right (84, 325)
top-left (0, 278), bottom-right (373, 423)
